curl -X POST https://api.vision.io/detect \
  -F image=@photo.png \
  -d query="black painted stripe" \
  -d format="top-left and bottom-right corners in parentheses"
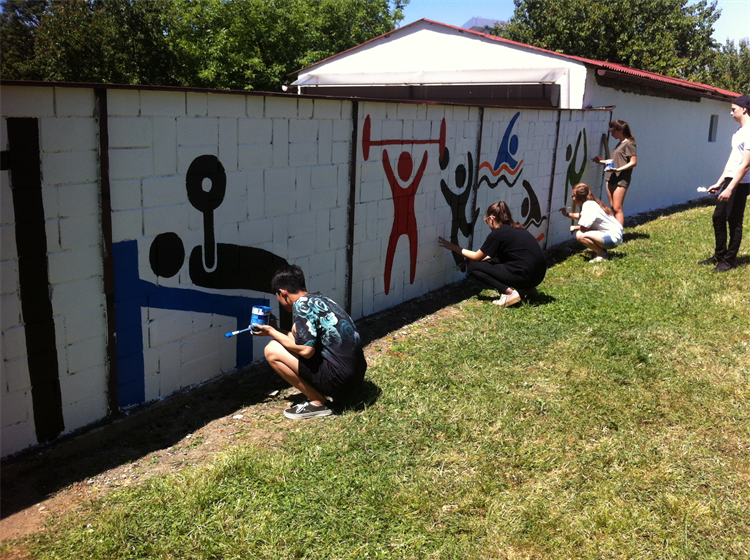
top-left (345, 101), bottom-right (359, 315)
top-left (7, 117), bottom-right (65, 443)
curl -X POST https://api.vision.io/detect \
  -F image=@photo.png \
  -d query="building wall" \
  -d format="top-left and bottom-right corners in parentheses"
top-left (584, 76), bottom-right (733, 215)
top-left (1, 87), bottom-right (107, 457)
top-left (1, 84), bottom-right (610, 457)
top-left (294, 22), bottom-right (590, 109)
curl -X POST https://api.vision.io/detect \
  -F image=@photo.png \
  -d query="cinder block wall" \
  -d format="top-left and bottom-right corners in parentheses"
top-left (2, 87), bottom-right (107, 457)
top-left (1, 83), bottom-right (610, 457)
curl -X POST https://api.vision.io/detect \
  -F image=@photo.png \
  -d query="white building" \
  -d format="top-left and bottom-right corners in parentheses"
top-left (291, 19), bottom-right (740, 216)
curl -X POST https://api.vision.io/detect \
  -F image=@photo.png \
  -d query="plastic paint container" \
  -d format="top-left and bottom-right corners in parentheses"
top-left (251, 306), bottom-right (272, 330)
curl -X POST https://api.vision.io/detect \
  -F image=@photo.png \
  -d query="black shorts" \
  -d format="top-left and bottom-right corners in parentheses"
top-left (297, 350), bottom-right (367, 401)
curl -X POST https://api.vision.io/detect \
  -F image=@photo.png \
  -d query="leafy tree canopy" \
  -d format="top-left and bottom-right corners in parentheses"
top-left (0, 0), bottom-right (48, 80)
top-left (164, 0), bottom-right (408, 91)
top-left (703, 38), bottom-right (750, 94)
top-left (492, 0), bottom-right (722, 83)
top-left (1, 0), bottom-right (408, 90)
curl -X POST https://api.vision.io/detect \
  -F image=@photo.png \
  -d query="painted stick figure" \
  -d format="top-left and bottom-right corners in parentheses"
top-left (565, 128), bottom-right (588, 203)
top-left (149, 154), bottom-right (292, 329)
top-left (440, 148), bottom-right (479, 267)
top-left (494, 111), bottom-right (521, 171)
top-left (381, 148), bottom-right (428, 295)
top-left (478, 111), bottom-right (524, 189)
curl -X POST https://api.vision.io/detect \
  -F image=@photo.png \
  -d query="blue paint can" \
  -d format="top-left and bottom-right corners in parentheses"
top-left (251, 305), bottom-right (272, 331)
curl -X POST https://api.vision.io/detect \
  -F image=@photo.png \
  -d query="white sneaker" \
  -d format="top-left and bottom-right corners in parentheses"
top-left (589, 253), bottom-right (608, 263)
top-left (492, 290), bottom-right (521, 308)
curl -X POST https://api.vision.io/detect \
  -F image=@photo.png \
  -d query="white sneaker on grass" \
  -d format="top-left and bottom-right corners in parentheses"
top-left (492, 289), bottom-right (521, 308)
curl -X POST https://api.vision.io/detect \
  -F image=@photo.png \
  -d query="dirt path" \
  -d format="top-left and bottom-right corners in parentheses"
top-left (0, 279), bottom-right (481, 555)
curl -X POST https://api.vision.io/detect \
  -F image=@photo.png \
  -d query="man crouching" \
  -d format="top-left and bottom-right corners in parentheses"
top-left (254, 264), bottom-right (367, 419)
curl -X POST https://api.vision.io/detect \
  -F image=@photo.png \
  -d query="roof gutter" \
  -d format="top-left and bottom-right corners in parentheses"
top-left (595, 69), bottom-right (735, 103)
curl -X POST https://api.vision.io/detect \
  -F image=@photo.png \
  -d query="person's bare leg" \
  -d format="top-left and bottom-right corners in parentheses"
top-left (605, 182), bottom-right (615, 209)
top-left (264, 341), bottom-right (327, 404)
top-left (610, 186), bottom-right (627, 226)
top-left (576, 230), bottom-right (607, 255)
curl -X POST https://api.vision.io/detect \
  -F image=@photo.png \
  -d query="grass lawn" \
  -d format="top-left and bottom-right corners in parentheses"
top-left (12, 203), bottom-right (750, 559)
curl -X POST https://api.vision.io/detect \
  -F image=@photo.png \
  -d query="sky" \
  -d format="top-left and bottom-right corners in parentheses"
top-left (400, 0), bottom-right (750, 43)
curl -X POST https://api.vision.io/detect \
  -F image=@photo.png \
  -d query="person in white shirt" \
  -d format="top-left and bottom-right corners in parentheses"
top-left (560, 183), bottom-right (623, 263)
top-left (699, 94), bottom-right (750, 272)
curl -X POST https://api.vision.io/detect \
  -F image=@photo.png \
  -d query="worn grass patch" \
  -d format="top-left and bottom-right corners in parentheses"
top-left (17, 205), bottom-right (750, 559)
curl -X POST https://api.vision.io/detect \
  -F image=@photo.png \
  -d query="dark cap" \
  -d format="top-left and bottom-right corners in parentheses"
top-left (734, 95), bottom-right (750, 110)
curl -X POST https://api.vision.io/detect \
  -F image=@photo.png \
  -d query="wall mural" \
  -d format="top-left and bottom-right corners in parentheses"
top-left (365, 111), bottom-right (553, 283)
top-left (478, 111), bottom-right (524, 190)
top-left (439, 148), bottom-right (479, 267)
top-left (565, 128), bottom-right (588, 203)
top-left (438, 111), bottom-right (546, 255)
top-left (478, 112), bottom-right (548, 237)
top-left (362, 115), bottom-right (447, 295)
top-left (3, 117), bottom-right (65, 442)
top-left (114, 155), bottom-right (289, 408)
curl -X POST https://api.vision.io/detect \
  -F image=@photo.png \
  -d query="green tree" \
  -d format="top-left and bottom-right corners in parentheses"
top-left (492, 0), bottom-right (720, 81)
top-left (704, 39), bottom-right (750, 94)
top-left (164, 0), bottom-right (408, 91)
top-left (30, 0), bottom-right (179, 85)
top-left (1, 0), bottom-right (408, 90)
top-left (0, 0), bottom-right (48, 80)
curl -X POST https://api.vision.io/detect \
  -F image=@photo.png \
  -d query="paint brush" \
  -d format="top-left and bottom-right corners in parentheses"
top-left (225, 326), bottom-right (254, 338)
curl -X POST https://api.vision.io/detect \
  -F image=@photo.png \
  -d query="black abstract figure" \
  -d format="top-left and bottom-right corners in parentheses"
top-left (519, 180), bottom-right (547, 230)
top-left (439, 147), bottom-right (480, 267)
top-left (149, 155), bottom-right (292, 329)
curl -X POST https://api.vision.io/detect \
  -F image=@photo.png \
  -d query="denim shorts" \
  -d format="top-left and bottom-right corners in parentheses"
top-left (601, 235), bottom-right (621, 249)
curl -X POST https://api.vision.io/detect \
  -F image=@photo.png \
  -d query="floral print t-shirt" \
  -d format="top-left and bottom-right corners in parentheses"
top-left (293, 294), bottom-right (363, 375)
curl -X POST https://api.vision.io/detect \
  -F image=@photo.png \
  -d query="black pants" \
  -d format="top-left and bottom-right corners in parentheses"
top-left (467, 260), bottom-right (545, 294)
top-left (713, 179), bottom-right (750, 264)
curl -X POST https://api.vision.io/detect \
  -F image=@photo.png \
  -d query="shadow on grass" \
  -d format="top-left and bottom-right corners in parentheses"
top-left (1, 279), bottom-right (480, 520)
top-left (623, 231), bottom-right (650, 242)
top-left (525, 292), bottom-right (558, 306)
top-left (0, 361), bottom-right (291, 519)
top-left (337, 381), bottom-right (383, 413)
top-left (0, 197), bottom-right (717, 522)
top-left (546, 197), bottom-right (716, 268)
top-left (281, 380), bottom-right (383, 414)
top-left (355, 278), bottom-right (485, 346)
top-left (475, 292), bottom-right (556, 307)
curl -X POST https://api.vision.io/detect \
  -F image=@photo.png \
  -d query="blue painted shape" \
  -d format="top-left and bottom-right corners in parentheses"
top-left (113, 240), bottom-right (266, 409)
top-left (493, 111), bottom-right (521, 171)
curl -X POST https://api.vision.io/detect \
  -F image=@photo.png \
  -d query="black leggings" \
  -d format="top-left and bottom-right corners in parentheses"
top-left (713, 179), bottom-right (749, 264)
top-left (467, 260), bottom-right (544, 294)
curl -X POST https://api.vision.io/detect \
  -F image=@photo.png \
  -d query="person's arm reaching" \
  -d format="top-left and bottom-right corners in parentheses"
top-left (438, 237), bottom-right (487, 262)
top-left (254, 324), bottom-right (316, 359)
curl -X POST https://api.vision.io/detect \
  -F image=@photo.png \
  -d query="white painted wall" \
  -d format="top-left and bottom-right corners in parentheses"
top-left (584, 74), bottom-right (735, 216)
top-left (0, 83), bottom-right (613, 458)
top-left (1, 87), bottom-right (107, 456)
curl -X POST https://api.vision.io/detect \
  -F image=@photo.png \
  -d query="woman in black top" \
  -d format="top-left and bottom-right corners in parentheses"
top-left (438, 201), bottom-right (547, 307)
